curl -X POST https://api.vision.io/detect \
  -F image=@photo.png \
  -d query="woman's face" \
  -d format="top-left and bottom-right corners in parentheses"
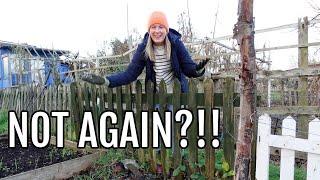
top-left (149, 24), bottom-right (167, 46)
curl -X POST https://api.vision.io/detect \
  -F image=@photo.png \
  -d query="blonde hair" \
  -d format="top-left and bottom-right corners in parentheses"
top-left (144, 35), bottom-right (171, 61)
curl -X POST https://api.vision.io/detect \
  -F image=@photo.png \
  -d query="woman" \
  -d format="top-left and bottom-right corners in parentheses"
top-left (81, 11), bottom-right (208, 93)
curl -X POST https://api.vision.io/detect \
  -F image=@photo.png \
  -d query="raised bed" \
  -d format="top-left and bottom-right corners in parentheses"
top-left (0, 135), bottom-right (104, 179)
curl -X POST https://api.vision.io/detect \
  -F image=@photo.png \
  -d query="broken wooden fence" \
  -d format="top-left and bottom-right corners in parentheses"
top-left (0, 78), bottom-right (240, 178)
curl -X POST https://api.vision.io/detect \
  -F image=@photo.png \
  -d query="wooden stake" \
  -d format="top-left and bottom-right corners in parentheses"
top-left (297, 17), bottom-right (309, 139)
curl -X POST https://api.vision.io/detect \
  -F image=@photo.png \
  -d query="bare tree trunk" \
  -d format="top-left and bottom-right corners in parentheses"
top-left (233, 0), bottom-right (257, 179)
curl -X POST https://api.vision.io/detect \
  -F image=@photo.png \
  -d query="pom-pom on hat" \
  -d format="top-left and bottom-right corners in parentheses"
top-left (147, 11), bottom-right (169, 32)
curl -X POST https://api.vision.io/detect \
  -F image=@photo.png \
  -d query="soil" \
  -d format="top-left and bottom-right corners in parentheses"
top-left (0, 138), bottom-right (87, 178)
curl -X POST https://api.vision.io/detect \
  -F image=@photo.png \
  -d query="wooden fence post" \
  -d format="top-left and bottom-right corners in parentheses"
top-left (67, 85), bottom-right (73, 140)
top-left (98, 86), bottom-right (104, 116)
top-left (90, 84), bottom-right (98, 139)
top-left (116, 86), bottom-right (123, 133)
top-left (16, 88), bottom-right (19, 115)
top-left (125, 85), bottom-right (132, 111)
top-left (135, 80), bottom-right (144, 163)
top-left (10, 87), bottom-right (15, 111)
top-left (188, 79), bottom-right (198, 173)
top-left (107, 87), bottom-right (113, 110)
top-left (223, 77), bottom-right (235, 169)
top-left (172, 79), bottom-right (183, 179)
top-left (204, 78), bottom-right (215, 179)
top-left (298, 17), bottom-right (309, 139)
top-left (63, 85), bottom-right (70, 140)
top-left (44, 87), bottom-right (48, 112)
top-left (83, 83), bottom-right (90, 111)
top-left (146, 81), bottom-right (156, 173)
top-left (70, 83), bottom-right (80, 140)
top-left (280, 80), bottom-right (285, 106)
top-left (159, 80), bottom-right (168, 175)
top-left (125, 84), bottom-right (133, 154)
top-left (53, 86), bottom-right (58, 135)
top-left (73, 63), bottom-right (79, 82)
top-left (75, 84), bottom-right (82, 141)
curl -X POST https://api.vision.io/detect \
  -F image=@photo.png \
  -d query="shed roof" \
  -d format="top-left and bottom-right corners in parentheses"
top-left (0, 40), bottom-right (70, 57)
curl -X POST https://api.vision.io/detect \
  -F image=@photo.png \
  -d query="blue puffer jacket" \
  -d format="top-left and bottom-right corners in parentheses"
top-left (106, 28), bottom-right (199, 92)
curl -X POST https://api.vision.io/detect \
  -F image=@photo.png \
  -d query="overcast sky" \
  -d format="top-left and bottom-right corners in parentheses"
top-left (0, 0), bottom-right (319, 70)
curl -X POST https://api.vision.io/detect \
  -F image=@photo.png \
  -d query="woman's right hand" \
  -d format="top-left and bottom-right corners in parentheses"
top-left (80, 73), bottom-right (110, 86)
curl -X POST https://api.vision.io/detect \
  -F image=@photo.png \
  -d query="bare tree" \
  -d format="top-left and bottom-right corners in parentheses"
top-left (309, 0), bottom-right (320, 21)
top-left (177, 11), bottom-right (194, 43)
top-left (233, 0), bottom-right (257, 179)
top-left (95, 38), bottom-right (130, 74)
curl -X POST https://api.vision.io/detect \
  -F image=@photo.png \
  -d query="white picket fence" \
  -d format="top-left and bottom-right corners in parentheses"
top-left (256, 114), bottom-right (320, 180)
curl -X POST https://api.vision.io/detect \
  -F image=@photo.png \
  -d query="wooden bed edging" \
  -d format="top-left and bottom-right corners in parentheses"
top-left (2, 151), bottom-right (103, 180)
top-left (1, 136), bottom-right (106, 180)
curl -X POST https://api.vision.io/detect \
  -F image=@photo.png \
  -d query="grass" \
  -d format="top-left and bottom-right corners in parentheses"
top-left (73, 149), bottom-right (126, 180)
top-left (0, 110), bottom-right (8, 134)
top-left (57, 145), bottom-right (309, 179)
top-left (269, 163), bottom-right (307, 180)
top-left (74, 148), bottom-right (233, 179)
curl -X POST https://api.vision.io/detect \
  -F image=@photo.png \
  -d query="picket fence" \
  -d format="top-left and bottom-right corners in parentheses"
top-left (256, 114), bottom-right (320, 180)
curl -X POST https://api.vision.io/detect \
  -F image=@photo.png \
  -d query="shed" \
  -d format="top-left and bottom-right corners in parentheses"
top-left (0, 40), bottom-right (71, 88)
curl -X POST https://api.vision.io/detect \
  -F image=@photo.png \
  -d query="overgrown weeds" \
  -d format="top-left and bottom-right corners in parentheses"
top-left (0, 110), bottom-right (8, 134)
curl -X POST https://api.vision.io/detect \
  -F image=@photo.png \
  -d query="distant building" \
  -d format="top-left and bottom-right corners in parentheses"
top-left (0, 40), bottom-right (72, 89)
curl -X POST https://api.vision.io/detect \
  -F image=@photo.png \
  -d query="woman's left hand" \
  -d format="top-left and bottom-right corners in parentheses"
top-left (196, 58), bottom-right (210, 71)
top-left (194, 58), bottom-right (210, 77)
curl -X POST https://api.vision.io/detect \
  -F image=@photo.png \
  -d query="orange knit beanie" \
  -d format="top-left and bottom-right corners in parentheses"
top-left (147, 11), bottom-right (169, 32)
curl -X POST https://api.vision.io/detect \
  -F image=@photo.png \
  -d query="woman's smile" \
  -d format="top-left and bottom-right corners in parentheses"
top-left (149, 24), bottom-right (167, 45)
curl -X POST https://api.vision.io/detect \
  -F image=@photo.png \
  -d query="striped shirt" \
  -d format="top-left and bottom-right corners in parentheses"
top-left (153, 45), bottom-right (174, 93)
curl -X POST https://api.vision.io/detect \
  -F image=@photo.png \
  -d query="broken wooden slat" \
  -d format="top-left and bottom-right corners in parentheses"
top-left (116, 86), bottom-right (123, 133)
top-left (70, 83), bottom-right (80, 141)
top-left (172, 79), bottom-right (181, 170)
top-left (146, 81), bottom-right (156, 173)
top-left (107, 87), bottom-right (113, 110)
top-left (204, 78), bottom-right (215, 179)
top-left (158, 80), bottom-right (167, 175)
top-left (135, 80), bottom-right (144, 163)
top-left (90, 84), bottom-right (98, 138)
top-left (223, 77), bottom-right (235, 169)
top-left (188, 79), bottom-right (198, 173)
